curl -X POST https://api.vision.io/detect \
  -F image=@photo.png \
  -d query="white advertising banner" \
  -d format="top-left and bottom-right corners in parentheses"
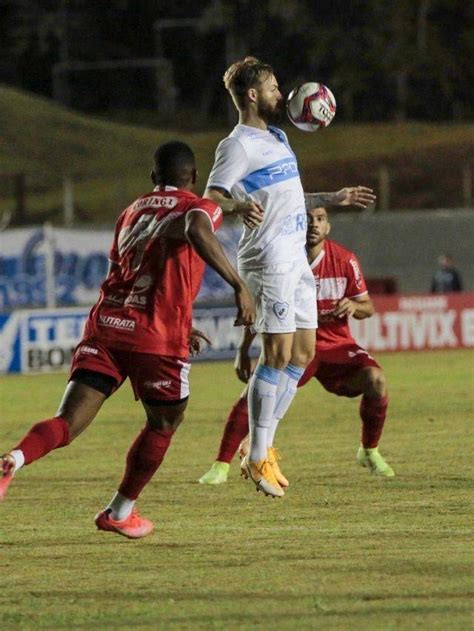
top-left (1, 294), bottom-right (473, 375)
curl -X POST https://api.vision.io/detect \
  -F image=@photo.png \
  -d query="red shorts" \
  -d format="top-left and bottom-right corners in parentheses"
top-left (70, 340), bottom-right (191, 402)
top-left (299, 343), bottom-right (380, 397)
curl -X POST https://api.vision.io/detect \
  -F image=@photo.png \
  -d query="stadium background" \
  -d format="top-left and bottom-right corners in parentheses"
top-left (0, 2), bottom-right (473, 629)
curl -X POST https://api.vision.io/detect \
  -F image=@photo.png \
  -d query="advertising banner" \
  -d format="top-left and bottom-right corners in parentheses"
top-left (1, 294), bottom-right (473, 374)
top-left (0, 225), bottom-right (241, 309)
top-left (352, 293), bottom-right (474, 351)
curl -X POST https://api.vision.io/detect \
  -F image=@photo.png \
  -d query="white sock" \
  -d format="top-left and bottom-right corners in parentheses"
top-left (267, 363), bottom-right (305, 448)
top-left (106, 491), bottom-right (135, 521)
top-left (247, 364), bottom-right (281, 462)
top-left (10, 449), bottom-right (25, 474)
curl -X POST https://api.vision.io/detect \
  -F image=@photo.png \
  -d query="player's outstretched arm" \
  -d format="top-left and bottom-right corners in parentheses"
top-left (204, 186), bottom-right (264, 229)
top-left (185, 211), bottom-right (255, 326)
top-left (305, 187), bottom-right (376, 209)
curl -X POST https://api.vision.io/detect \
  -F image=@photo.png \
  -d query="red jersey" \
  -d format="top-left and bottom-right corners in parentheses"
top-left (84, 186), bottom-right (223, 357)
top-left (310, 239), bottom-right (368, 351)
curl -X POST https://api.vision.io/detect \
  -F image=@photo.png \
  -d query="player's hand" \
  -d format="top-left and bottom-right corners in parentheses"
top-left (235, 201), bottom-right (264, 229)
top-left (335, 186), bottom-right (376, 209)
top-left (234, 348), bottom-right (252, 383)
top-left (333, 298), bottom-right (357, 318)
top-left (189, 328), bottom-right (212, 356)
top-left (234, 285), bottom-right (255, 327)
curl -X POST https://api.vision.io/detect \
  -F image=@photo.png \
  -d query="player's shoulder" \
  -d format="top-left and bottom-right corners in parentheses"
top-left (215, 130), bottom-right (247, 157)
top-left (325, 239), bottom-right (358, 262)
top-left (268, 125), bottom-right (289, 143)
top-left (183, 190), bottom-right (222, 219)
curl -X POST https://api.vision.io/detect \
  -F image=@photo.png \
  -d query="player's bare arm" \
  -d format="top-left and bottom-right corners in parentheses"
top-left (234, 327), bottom-right (257, 383)
top-left (333, 295), bottom-right (375, 319)
top-left (185, 210), bottom-right (255, 326)
top-left (305, 187), bottom-right (376, 210)
top-left (204, 186), bottom-right (264, 229)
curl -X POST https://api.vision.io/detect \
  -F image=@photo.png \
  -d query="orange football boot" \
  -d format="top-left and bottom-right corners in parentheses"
top-left (95, 507), bottom-right (154, 539)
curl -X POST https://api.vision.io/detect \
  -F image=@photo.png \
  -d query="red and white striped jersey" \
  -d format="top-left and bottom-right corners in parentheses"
top-left (310, 239), bottom-right (368, 350)
top-left (84, 186), bottom-right (223, 356)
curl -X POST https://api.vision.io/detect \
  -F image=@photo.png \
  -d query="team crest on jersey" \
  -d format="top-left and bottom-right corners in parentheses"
top-left (273, 301), bottom-right (289, 320)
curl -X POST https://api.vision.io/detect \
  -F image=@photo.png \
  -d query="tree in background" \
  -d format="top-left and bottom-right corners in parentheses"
top-left (0, 0), bottom-right (472, 122)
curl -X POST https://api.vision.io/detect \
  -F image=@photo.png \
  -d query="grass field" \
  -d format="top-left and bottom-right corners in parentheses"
top-left (0, 350), bottom-right (473, 629)
top-left (1, 85), bottom-right (473, 221)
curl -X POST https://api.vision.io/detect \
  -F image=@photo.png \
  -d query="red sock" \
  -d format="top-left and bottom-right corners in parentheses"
top-left (14, 417), bottom-right (70, 465)
top-left (118, 425), bottom-right (174, 500)
top-left (216, 398), bottom-right (249, 463)
top-left (360, 395), bottom-right (388, 448)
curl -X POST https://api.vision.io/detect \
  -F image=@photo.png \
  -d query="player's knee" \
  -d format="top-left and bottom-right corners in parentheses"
top-left (291, 345), bottom-right (315, 368)
top-left (145, 399), bottom-right (188, 431)
top-left (365, 368), bottom-right (387, 398)
top-left (263, 347), bottom-right (292, 369)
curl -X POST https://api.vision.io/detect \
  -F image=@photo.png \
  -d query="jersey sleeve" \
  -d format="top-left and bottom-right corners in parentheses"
top-left (345, 253), bottom-right (368, 298)
top-left (108, 212), bottom-right (125, 263)
top-left (206, 137), bottom-right (249, 194)
top-left (188, 198), bottom-right (224, 233)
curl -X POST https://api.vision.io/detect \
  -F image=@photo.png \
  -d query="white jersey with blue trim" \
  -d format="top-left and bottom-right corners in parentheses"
top-left (206, 124), bottom-right (307, 269)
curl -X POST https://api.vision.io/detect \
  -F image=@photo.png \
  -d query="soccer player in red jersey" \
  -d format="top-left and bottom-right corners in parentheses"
top-left (0, 141), bottom-right (255, 538)
top-left (199, 205), bottom-right (394, 486)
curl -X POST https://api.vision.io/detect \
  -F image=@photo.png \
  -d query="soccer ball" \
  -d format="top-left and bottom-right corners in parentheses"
top-left (286, 82), bottom-right (336, 132)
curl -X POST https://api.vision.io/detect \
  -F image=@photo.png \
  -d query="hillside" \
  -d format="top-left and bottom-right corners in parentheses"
top-left (0, 86), bottom-right (473, 223)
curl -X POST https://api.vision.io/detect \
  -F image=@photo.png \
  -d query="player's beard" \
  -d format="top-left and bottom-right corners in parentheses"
top-left (258, 96), bottom-right (285, 125)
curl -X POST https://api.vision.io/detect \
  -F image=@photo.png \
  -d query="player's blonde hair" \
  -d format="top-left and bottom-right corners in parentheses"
top-left (223, 56), bottom-right (274, 110)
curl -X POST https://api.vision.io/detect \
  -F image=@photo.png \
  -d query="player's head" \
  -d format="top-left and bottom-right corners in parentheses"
top-left (438, 253), bottom-right (453, 268)
top-left (306, 206), bottom-right (331, 247)
top-left (152, 141), bottom-right (197, 189)
top-left (223, 56), bottom-right (284, 124)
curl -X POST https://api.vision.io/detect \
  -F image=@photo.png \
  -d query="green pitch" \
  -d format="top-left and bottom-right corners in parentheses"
top-left (0, 350), bottom-right (473, 630)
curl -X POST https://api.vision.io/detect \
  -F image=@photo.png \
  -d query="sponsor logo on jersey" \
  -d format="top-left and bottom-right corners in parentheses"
top-left (124, 295), bottom-right (147, 307)
top-left (104, 293), bottom-right (125, 306)
top-left (99, 315), bottom-right (135, 330)
top-left (281, 213), bottom-right (307, 235)
top-left (273, 301), bottom-right (289, 320)
top-left (317, 277), bottom-right (348, 301)
top-left (349, 258), bottom-right (362, 289)
top-left (79, 345), bottom-right (98, 355)
top-left (123, 274), bottom-right (152, 308)
top-left (144, 379), bottom-right (172, 389)
top-left (213, 206), bottom-right (223, 222)
top-left (241, 157), bottom-right (300, 193)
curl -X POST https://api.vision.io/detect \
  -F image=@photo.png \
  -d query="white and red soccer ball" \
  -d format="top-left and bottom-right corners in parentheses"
top-left (286, 82), bottom-right (336, 132)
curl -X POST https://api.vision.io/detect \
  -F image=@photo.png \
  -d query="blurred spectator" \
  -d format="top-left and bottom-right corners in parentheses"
top-left (431, 254), bottom-right (463, 293)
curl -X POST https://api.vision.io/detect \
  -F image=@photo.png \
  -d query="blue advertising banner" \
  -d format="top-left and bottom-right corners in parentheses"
top-left (0, 306), bottom-right (260, 374)
top-left (0, 225), bottom-right (242, 310)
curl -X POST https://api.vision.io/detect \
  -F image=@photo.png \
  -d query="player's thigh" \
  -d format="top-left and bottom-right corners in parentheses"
top-left (56, 380), bottom-right (107, 440)
top-left (294, 261), bottom-right (317, 332)
top-left (316, 345), bottom-right (382, 397)
top-left (241, 262), bottom-right (298, 335)
top-left (129, 352), bottom-right (191, 430)
top-left (63, 341), bottom-right (126, 439)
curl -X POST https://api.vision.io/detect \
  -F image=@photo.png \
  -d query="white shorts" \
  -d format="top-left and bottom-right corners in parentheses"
top-left (240, 259), bottom-right (318, 334)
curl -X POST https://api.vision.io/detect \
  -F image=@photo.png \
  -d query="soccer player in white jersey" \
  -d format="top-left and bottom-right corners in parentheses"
top-left (205, 57), bottom-right (375, 498)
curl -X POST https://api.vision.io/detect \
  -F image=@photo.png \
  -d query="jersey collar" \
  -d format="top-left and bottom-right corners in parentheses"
top-left (310, 248), bottom-right (325, 270)
top-left (153, 185), bottom-right (178, 192)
